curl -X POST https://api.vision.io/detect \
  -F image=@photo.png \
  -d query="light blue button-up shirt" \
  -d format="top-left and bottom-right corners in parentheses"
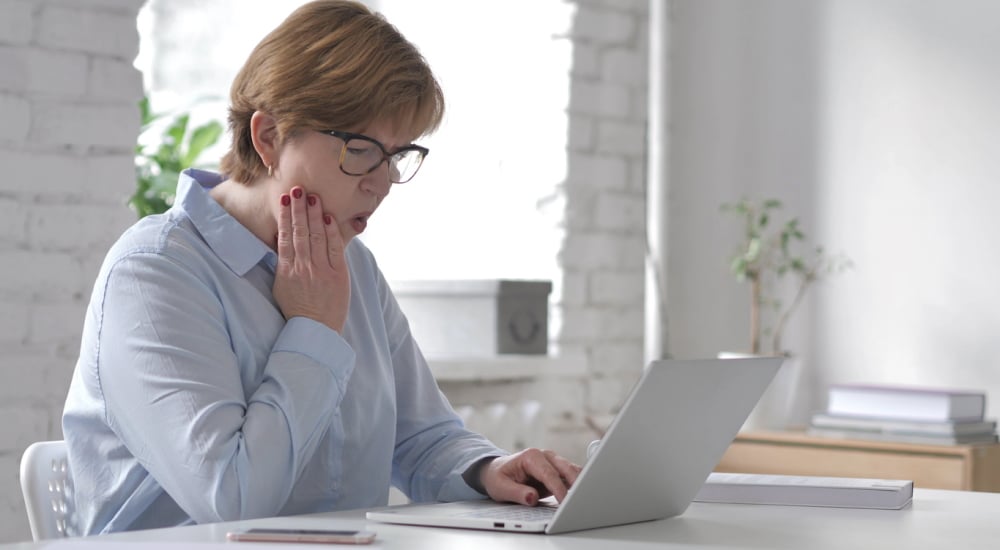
top-left (62, 169), bottom-right (501, 534)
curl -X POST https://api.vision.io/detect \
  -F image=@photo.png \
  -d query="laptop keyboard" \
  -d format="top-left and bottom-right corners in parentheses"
top-left (456, 504), bottom-right (557, 521)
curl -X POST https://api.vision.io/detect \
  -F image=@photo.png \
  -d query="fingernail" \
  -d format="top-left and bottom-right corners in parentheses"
top-left (324, 214), bottom-right (332, 225)
top-left (525, 492), bottom-right (537, 506)
top-left (307, 195), bottom-right (316, 207)
top-left (292, 188), bottom-right (303, 199)
top-left (280, 195), bottom-right (290, 206)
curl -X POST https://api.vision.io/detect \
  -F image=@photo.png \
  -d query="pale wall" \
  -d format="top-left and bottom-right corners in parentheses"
top-left (664, 0), bottom-right (1000, 420)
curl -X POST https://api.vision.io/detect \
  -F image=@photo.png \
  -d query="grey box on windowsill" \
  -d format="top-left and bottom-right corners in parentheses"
top-left (390, 279), bottom-right (552, 359)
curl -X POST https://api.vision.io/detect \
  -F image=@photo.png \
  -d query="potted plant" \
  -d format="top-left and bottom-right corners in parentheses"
top-left (132, 96), bottom-right (224, 218)
top-left (720, 198), bottom-right (851, 430)
top-left (721, 198), bottom-right (851, 357)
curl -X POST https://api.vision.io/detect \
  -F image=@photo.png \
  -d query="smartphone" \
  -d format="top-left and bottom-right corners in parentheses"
top-left (226, 528), bottom-right (376, 544)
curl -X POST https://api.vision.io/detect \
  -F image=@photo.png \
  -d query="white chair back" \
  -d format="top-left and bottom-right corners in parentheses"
top-left (19, 440), bottom-right (74, 541)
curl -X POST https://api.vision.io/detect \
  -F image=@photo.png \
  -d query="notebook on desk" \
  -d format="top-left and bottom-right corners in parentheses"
top-left (366, 356), bottom-right (783, 535)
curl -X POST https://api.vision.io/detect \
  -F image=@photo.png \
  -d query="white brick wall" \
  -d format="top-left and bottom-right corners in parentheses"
top-left (0, 1), bottom-right (34, 46)
top-left (0, 0), bottom-right (144, 542)
top-left (0, 94), bottom-right (31, 141)
top-left (550, 0), bottom-right (649, 462)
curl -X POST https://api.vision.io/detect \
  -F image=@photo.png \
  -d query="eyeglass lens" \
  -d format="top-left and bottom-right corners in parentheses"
top-left (341, 138), bottom-right (424, 183)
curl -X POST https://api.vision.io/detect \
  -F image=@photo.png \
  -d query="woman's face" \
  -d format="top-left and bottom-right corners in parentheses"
top-left (272, 120), bottom-right (411, 243)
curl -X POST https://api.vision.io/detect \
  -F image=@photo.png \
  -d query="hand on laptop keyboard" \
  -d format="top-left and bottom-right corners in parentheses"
top-left (475, 448), bottom-right (583, 507)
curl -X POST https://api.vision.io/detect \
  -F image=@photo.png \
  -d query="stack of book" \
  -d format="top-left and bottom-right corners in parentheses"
top-left (807, 384), bottom-right (998, 446)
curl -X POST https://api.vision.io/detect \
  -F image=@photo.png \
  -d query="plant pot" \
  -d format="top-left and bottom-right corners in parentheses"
top-left (718, 352), bottom-right (803, 432)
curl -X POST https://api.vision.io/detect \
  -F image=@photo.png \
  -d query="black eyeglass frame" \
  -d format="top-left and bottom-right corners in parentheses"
top-left (322, 130), bottom-right (429, 184)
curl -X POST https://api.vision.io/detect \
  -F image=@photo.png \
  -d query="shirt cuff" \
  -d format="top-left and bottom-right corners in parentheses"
top-left (273, 316), bottom-right (356, 380)
top-left (461, 456), bottom-right (499, 496)
top-left (437, 453), bottom-right (505, 502)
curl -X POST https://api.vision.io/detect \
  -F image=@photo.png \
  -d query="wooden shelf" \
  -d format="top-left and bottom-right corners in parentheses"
top-left (716, 430), bottom-right (1000, 492)
top-left (427, 355), bottom-right (586, 382)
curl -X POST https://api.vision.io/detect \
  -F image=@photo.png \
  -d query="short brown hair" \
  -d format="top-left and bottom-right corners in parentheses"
top-left (220, 0), bottom-right (445, 183)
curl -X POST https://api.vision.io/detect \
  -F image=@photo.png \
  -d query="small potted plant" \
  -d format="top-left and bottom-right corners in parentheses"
top-left (720, 198), bottom-right (851, 430)
top-left (721, 198), bottom-right (851, 356)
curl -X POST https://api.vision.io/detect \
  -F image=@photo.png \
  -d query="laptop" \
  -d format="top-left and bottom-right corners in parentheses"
top-left (366, 356), bottom-right (783, 535)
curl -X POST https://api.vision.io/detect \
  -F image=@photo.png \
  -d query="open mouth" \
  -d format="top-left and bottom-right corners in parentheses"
top-left (351, 214), bottom-right (369, 234)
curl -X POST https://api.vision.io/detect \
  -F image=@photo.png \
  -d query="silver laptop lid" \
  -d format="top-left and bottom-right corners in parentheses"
top-left (545, 356), bottom-right (782, 534)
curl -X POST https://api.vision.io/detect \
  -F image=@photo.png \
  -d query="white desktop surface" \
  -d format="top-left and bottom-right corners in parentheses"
top-left (4, 489), bottom-right (995, 549)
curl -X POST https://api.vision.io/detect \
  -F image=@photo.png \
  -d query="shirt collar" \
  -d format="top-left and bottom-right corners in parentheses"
top-left (175, 168), bottom-right (277, 275)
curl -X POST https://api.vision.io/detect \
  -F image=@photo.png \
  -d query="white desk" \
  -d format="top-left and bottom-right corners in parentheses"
top-left (3, 489), bottom-right (996, 549)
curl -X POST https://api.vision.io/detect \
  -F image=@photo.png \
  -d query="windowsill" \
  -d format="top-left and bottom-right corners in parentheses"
top-left (427, 354), bottom-right (586, 382)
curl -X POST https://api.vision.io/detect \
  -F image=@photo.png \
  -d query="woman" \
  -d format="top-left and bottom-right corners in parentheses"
top-left (62, 0), bottom-right (580, 534)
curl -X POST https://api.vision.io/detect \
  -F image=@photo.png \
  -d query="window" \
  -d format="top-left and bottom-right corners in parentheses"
top-left (136, 0), bottom-right (572, 283)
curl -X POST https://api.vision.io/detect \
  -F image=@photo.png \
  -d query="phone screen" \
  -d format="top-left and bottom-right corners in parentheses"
top-left (227, 528), bottom-right (376, 544)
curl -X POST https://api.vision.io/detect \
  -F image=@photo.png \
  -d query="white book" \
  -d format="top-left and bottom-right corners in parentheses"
top-left (807, 426), bottom-right (999, 446)
top-left (827, 384), bottom-right (986, 422)
top-left (810, 413), bottom-right (997, 437)
top-left (694, 473), bottom-right (913, 510)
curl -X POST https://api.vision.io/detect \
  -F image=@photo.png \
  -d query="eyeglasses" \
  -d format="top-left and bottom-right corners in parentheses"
top-left (321, 130), bottom-right (429, 184)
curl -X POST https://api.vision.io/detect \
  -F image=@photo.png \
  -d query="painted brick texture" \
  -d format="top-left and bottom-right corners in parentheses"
top-left (550, 0), bottom-right (649, 462)
top-left (0, 0), bottom-right (145, 542)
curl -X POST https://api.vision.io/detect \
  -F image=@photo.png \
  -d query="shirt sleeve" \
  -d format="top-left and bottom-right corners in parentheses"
top-left (96, 250), bottom-right (355, 523)
top-left (372, 266), bottom-right (507, 502)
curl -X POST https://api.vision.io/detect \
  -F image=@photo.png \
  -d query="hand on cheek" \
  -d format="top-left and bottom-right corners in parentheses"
top-left (272, 186), bottom-right (351, 332)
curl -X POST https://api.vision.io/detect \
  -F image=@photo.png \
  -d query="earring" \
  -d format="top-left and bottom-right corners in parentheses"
top-left (267, 164), bottom-right (273, 177)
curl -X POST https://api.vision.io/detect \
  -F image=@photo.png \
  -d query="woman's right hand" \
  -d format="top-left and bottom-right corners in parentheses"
top-left (273, 186), bottom-right (351, 332)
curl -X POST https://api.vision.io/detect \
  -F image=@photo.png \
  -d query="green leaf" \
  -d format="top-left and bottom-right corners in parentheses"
top-left (745, 238), bottom-right (761, 262)
top-left (153, 144), bottom-right (182, 173)
top-left (138, 96), bottom-right (166, 131)
top-left (139, 96), bottom-right (152, 125)
top-left (182, 121), bottom-right (224, 167)
top-left (165, 114), bottom-right (190, 148)
top-left (151, 168), bottom-right (178, 188)
top-left (730, 257), bottom-right (748, 280)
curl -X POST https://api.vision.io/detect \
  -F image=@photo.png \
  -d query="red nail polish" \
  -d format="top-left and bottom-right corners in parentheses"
top-left (324, 214), bottom-right (332, 225)
top-left (307, 195), bottom-right (316, 207)
top-left (292, 188), bottom-right (303, 199)
top-left (280, 195), bottom-right (290, 206)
